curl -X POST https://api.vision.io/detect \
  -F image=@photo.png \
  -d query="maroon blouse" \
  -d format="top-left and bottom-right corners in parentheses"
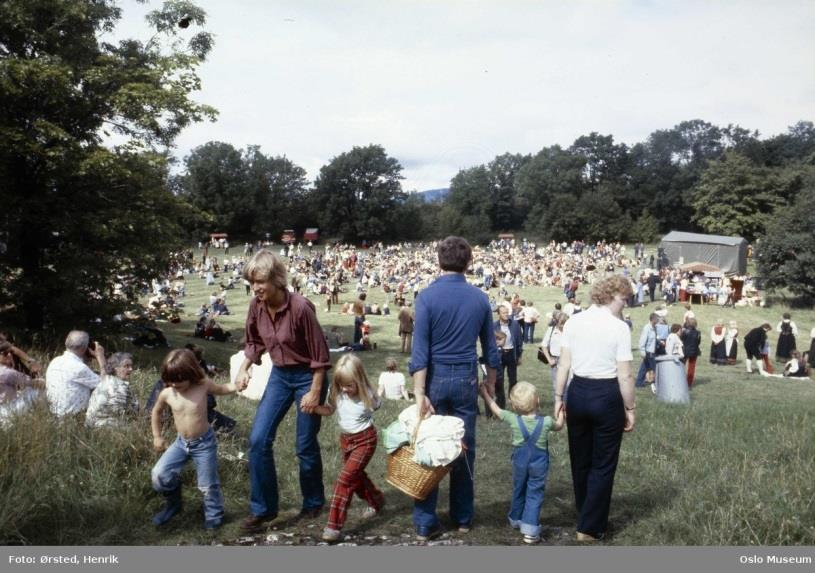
top-left (244, 292), bottom-right (331, 370)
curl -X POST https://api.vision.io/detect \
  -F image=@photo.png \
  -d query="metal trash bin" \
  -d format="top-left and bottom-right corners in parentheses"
top-left (655, 355), bottom-right (690, 405)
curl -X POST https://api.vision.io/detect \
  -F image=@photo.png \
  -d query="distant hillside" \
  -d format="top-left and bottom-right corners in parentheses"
top-left (417, 188), bottom-right (449, 203)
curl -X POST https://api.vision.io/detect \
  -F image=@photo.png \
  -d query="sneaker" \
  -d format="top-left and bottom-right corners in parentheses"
top-left (415, 524), bottom-right (443, 542)
top-left (322, 528), bottom-right (342, 543)
top-left (362, 506), bottom-right (379, 519)
top-left (576, 531), bottom-right (601, 542)
top-left (204, 519), bottom-right (223, 530)
top-left (239, 513), bottom-right (277, 532)
top-left (650, 383), bottom-right (657, 395)
top-left (457, 523), bottom-right (472, 534)
top-left (523, 534), bottom-right (540, 544)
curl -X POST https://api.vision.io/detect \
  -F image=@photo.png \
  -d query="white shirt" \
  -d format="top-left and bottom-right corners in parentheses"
top-left (561, 305), bottom-right (633, 378)
top-left (335, 391), bottom-right (380, 434)
top-left (541, 325), bottom-right (562, 357)
top-left (522, 306), bottom-right (541, 324)
top-left (45, 351), bottom-right (100, 416)
top-left (377, 371), bottom-right (407, 399)
top-left (666, 333), bottom-right (684, 358)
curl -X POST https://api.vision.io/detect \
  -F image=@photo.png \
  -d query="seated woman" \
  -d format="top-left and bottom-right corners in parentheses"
top-left (212, 298), bottom-right (231, 315)
top-left (377, 357), bottom-right (409, 400)
top-left (784, 351), bottom-right (809, 378)
top-left (204, 319), bottom-right (232, 342)
top-left (0, 341), bottom-right (44, 424)
top-left (85, 352), bottom-right (139, 428)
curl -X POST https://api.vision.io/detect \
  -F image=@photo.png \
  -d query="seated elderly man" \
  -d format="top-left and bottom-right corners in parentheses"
top-left (45, 331), bottom-right (106, 416)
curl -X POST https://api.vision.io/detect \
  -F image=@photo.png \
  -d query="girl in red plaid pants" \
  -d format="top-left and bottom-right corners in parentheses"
top-left (313, 354), bottom-right (385, 543)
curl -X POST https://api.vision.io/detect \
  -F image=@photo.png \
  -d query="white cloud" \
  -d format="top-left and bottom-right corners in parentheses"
top-left (117, 0), bottom-right (815, 189)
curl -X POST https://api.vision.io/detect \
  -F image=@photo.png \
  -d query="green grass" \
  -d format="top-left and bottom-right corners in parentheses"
top-left (1, 253), bottom-right (814, 546)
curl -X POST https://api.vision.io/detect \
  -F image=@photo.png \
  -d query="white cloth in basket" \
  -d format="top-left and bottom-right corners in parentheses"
top-left (397, 404), bottom-right (464, 467)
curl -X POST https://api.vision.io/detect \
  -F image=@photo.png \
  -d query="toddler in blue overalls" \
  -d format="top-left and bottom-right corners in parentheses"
top-left (480, 381), bottom-right (564, 543)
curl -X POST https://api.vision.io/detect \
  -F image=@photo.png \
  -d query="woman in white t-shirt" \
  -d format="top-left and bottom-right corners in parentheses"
top-left (554, 275), bottom-right (635, 543)
top-left (376, 357), bottom-right (409, 400)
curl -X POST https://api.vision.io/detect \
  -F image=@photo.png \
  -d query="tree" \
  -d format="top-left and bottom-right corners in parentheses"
top-left (517, 145), bottom-right (586, 235)
top-left (0, 0), bottom-right (216, 335)
top-left (178, 142), bottom-right (250, 235)
top-left (690, 152), bottom-right (790, 241)
top-left (756, 185), bottom-right (815, 299)
top-left (486, 153), bottom-right (530, 231)
top-left (438, 166), bottom-right (493, 242)
top-left (311, 145), bottom-right (405, 243)
top-left (245, 147), bottom-right (310, 238)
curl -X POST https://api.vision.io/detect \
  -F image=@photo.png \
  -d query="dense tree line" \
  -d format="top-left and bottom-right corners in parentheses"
top-left (2, 1), bottom-right (814, 338)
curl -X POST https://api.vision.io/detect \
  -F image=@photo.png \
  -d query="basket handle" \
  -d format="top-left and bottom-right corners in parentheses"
top-left (410, 411), bottom-right (426, 448)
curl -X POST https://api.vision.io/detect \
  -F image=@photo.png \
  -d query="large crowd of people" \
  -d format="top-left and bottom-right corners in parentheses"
top-left (1, 235), bottom-right (812, 546)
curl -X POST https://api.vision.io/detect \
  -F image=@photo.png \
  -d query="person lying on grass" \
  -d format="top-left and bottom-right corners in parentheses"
top-left (150, 349), bottom-right (247, 530)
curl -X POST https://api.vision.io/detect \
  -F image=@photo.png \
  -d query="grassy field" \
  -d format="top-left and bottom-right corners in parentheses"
top-left (2, 253), bottom-right (814, 546)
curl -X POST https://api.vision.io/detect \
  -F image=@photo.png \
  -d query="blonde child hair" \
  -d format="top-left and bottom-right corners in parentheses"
top-left (509, 381), bottom-right (539, 415)
top-left (328, 353), bottom-right (376, 411)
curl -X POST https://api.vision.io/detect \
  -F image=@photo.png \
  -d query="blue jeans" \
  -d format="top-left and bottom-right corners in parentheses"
top-left (523, 323), bottom-right (535, 344)
top-left (635, 353), bottom-right (655, 387)
top-left (151, 427), bottom-right (223, 525)
top-left (508, 446), bottom-right (549, 537)
top-left (413, 362), bottom-right (478, 532)
top-left (248, 365), bottom-right (327, 517)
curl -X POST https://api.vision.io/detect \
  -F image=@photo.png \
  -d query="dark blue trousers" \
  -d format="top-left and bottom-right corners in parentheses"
top-left (565, 375), bottom-right (625, 538)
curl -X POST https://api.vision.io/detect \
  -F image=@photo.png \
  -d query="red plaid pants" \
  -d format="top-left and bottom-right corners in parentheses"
top-left (327, 424), bottom-right (384, 531)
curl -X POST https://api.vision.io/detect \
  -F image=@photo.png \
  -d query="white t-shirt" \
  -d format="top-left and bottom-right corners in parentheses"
top-left (561, 305), bottom-right (633, 379)
top-left (335, 391), bottom-right (380, 434)
top-left (378, 371), bottom-right (407, 399)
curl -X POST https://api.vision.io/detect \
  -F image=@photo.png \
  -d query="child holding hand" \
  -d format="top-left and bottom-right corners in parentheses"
top-left (480, 381), bottom-right (564, 544)
top-left (312, 354), bottom-right (385, 543)
top-left (150, 348), bottom-right (246, 529)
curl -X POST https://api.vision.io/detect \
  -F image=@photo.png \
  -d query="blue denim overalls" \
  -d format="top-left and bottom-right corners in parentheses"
top-left (508, 415), bottom-right (549, 538)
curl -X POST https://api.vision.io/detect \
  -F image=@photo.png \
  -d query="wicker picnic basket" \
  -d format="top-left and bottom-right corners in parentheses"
top-left (385, 416), bottom-right (454, 500)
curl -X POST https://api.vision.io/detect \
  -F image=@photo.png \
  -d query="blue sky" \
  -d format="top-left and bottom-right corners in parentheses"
top-left (113, 0), bottom-right (815, 191)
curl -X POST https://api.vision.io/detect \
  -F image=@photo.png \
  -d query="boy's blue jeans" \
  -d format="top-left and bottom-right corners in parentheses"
top-left (413, 362), bottom-right (478, 533)
top-left (248, 365), bottom-right (327, 518)
top-left (508, 446), bottom-right (549, 537)
top-left (635, 353), bottom-right (655, 387)
top-left (151, 427), bottom-right (223, 525)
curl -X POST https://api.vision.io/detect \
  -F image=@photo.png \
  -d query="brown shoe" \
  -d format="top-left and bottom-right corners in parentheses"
top-left (240, 513), bottom-right (277, 532)
top-left (576, 531), bottom-right (600, 542)
top-left (296, 506), bottom-right (323, 520)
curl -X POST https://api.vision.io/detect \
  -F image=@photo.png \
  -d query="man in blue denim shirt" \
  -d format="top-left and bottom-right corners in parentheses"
top-left (410, 236), bottom-right (500, 541)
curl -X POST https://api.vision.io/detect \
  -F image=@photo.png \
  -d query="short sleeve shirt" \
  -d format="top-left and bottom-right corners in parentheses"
top-left (498, 409), bottom-right (554, 450)
top-left (561, 305), bottom-right (633, 378)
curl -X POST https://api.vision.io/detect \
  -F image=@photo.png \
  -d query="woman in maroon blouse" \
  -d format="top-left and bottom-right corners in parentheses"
top-left (236, 250), bottom-right (332, 532)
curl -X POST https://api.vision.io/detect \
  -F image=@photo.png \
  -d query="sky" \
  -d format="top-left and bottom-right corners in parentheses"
top-left (112, 0), bottom-right (815, 192)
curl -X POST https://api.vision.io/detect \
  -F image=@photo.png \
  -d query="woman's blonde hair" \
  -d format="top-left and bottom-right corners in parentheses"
top-left (384, 357), bottom-right (398, 371)
top-left (509, 381), bottom-right (539, 415)
top-left (328, 354), bottom-right (376, 411)
top-left (590, 275), bottom-right (634, 306)
top-left (243, 249), bottom-right (288, 290)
